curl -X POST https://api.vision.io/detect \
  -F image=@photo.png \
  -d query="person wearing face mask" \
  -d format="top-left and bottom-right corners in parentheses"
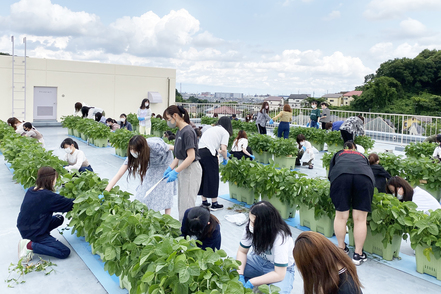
top-left (106, 118), bottom-right (121, 131)
top-left (23, 122), bottom-right (45, 147)
top-left (296, 134), bottom-right (314, 169)
top-left (118, 113), bottom-right (133, 131)
top-left (329, 141), bottom-right (374, 266)
top-left (236, 201), bottom-right (295, 293)
top-left (60, 138), bottom-right (93, 172)
top-left (17, 166), bottom-right (74, 263)
top-left (180, 206), bottom-right (221, 250)
top-left (163, 105), bottom-right (202, 221)
top-left (105, 135), bottom-right (176, 215)
top-left (386, 176), bottom-right (441, 215)
top-left (138, 98), bottom-right (152, 135)
top-left (309, 101), bottom-right (320, 129)
top-left (256, 102), bottom-right (273, 134)
top-left (432, 134), bottom-right (441, 162)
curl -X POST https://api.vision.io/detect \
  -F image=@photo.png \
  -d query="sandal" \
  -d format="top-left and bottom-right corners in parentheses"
top-left (308, 164), bottom-right (313, 169)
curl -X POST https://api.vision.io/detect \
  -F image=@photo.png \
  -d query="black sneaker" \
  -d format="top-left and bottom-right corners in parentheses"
top-left (211, 202), bottom-right (224, 211)
top-left (352, 252), bottom-right (367, 265)
top-left (341, 243), bottom-right (349, 255)
top-left (201, 201), bottom-right (210, 207)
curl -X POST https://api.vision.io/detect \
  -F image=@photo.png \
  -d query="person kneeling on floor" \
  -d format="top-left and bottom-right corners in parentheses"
top-left (17, 166), bottom-right (74, 263)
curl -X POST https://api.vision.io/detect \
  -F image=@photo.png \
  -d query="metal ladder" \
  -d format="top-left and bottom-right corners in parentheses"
top-left (11, 36), bottom-right (27, 121)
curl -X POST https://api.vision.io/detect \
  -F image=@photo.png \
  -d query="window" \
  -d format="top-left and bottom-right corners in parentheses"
top-left (330, 99), bottom-right (334, 102)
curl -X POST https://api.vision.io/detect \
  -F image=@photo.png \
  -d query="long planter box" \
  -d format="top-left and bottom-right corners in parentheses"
top-left (299, 204), bottom-right (334, 237)
top-left (115, 148), bottom-right (128, 157)
top-left (327, 142), bottom-right (344, 153)
top-left (348, 227), bottom-right (402, 261)
top-left (261, 194), bottom-right (295, 219)
top-left (73, 129), bottom-right (80, 137)
top-left (93, 138), bottom-right (108, 148)
top-left (311, 141), bottom-right (324, 151)
top-left (229, 183), bottom-right (256, 205)
top-left (273, 156), bottom-right (297, 170)
top-left (415, 245), bottom-right (441, 281)
top-left (254, 151), bottom-right (271, 164)
top-left (80, 133), bottom-right (88, 141)
top-left (67, 128), bottom-right (74, 135)
top-left (119, 275), bottom-right (132, 292)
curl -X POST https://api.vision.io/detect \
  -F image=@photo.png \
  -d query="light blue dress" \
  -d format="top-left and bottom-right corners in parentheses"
top-left (124, 137), bottom-right (176, 211)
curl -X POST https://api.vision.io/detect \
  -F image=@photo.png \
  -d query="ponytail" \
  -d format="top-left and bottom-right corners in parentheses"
top-left (61, 138), bottom-right (79, 150)
top-left (163, 105), bottom-right (190, 124)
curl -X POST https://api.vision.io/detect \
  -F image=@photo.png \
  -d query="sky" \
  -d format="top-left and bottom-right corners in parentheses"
top-left (1, 0), bottom-right (441, 97)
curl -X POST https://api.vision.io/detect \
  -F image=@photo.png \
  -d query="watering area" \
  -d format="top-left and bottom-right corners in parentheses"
top-left (1, 126), bottom-right (440, 294)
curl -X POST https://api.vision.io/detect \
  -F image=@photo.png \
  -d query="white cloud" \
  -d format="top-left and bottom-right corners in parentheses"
top-left (369, 42), bottom-right (436, 62)
top-left (399, 18), bottom-right (427, 37)
top-left (192, 31), bottom-right (225, 47)
top-left (323, 10), bottom-right (341, 21)
top-left (364, 0), bottom-right (441, 20)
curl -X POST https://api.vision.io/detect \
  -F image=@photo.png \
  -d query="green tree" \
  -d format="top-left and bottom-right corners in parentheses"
top-left (175, 89), bottom-right (184, 102)
top-left (352, 76), bottom-right (403, 111)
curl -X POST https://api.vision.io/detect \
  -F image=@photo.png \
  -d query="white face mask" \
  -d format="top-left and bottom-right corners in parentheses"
top-left (64, 147), bottom-right (72, 154)
top-left (249, 224), bottom-right (254, 234)
top-left (145, 103), bottom-right (149, 107)
top-left (300, 141), bottom-right (304, 146)
top-left (312, 105), bottom-right (317, 109)
top-left (130, 151), bottom-right (139, 158)
top-left (265, 106), bottom-right (269, 109)
top-left (120, 118), bottom-right (125, 123)
top-left (397, 193), bottom-right (403, 200)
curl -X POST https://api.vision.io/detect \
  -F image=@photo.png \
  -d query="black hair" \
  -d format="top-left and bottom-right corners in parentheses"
top-left (357, 115), bottom-right (365, 123)
top-left (163, 105), bottom-right (190, 124)
top-left (321, 102), bottom-right (328, 107)
top-left (216, 116), bottom-right (233, 136)
top-left (23, 122), bottom-right (33, 130)
top-left (127, 135), bottom-right (150, 183)
top-left (75, 102), bottom-right (82, 112)
top-left (120, 113), bottom-right (127, 118)
top-left (386, 176), bottom-right (414, 202)
top-left (311, 101), bottom-right (318, 105)
top-left (296, 134), bottom-right (306, 149)
top-left (106, 118), bottom-right (114, 124)
top-left (344, 141), bottom-right (356, 150)
top-left (61, 138), bottom-right (79, 150)
top-left (81, 106), bottom-right (91, 118)
top-left (140, 98), bottom-right (150, 109)
top-left (95, 112), bottom-right (103, 122)
top-left (247, 201), bottom-right (292, 255)
top-left (437, 134), bottom-right (441, 143)
top-left (186, 206), bottom-right (220, 240)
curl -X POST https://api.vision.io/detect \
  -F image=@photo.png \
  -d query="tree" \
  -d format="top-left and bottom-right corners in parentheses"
top-left (0, 52), bottom-right (10, 56)
top-left (175, 89), bottom-right (184, 102)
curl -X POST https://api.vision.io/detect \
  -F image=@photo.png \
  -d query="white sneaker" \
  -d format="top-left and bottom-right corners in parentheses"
top-left (18, 239), bottom-right (33, 264)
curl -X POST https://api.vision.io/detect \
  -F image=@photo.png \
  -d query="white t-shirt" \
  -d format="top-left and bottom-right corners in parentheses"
top-left (413, 187), bottom-right (441, 214)
top-left (198, 126), bottom-right (229, 156)
top-left (231, 138), bottom-right (248, 152)
top-left (64, 149), bottom-right (90, 171)
top-left (433, 146), bottom-right (441, 160)
top-left (239, 227), bottom-right (295, 267)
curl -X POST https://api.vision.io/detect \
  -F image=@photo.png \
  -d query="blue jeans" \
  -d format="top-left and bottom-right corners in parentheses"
top-left (244, 253), bottom-right (295, 294)
top-left (32, 215), bottom-right (71, 259)
top-left (277, 122), bottom-right (290, 139)
top-left (310, 120), bottom-right (319, 129)
top-left (79, 165), bottom-right (93, 173)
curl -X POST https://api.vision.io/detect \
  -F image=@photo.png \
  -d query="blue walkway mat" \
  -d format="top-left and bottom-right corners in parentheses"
top-left (219, 193), bottom-right (441, 286)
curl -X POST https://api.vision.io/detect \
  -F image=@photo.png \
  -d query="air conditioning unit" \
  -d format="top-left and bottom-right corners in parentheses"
top-left (148, 92), bottom-right (162, 104)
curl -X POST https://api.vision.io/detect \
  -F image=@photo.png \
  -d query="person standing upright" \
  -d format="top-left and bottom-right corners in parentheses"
top-left (256, 102), bottom-right (273, 134)
top-left (320, 102), bottom-right (331, 129)
top-left (309, 101), bottom-right (320, 129)
top-left (138, 98), bottom-right (152, 135)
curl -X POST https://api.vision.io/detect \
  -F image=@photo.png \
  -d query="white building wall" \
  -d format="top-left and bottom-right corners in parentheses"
top-left (0, 56), bottom-right (176, 122)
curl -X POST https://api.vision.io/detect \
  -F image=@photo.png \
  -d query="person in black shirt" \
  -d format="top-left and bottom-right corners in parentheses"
top-left (17, 167), bottom-right (74, 263)
top-left (368, 153), bottom-right (391, 193)
top-left (181, 206), bottom-right (221, 250)
top-left (293, 231), bottom-right (363, 294)
top-left (329, 142), bottom-right (374, 266)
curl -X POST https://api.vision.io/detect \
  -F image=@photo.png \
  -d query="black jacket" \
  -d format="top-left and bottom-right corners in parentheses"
top-left (328, 149), bottom-right (375, 184)
top-left (370, 164), bottom-right (391, 193)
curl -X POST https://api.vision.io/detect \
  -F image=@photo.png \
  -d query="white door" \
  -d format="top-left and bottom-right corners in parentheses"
top-left (33, 87), bottom-right (57, 120)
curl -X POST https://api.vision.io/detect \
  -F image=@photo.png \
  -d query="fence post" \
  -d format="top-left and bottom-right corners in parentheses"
top-left (401, 115), bottom-right (405, 146)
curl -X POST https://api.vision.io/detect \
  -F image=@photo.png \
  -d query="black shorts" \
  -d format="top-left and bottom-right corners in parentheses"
top-left (330, 174), bottom-right (374, 212)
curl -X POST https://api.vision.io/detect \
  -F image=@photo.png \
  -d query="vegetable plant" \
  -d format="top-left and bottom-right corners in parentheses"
top-left (298, 178), bottom-right (335, 220)
top-left (127, 113), bottom-right (139, 127)
top-left (354, 135), bottom-right (375, 151)
top-left (410, 209), bottom-right (441, 261)
top-left (248, 134), bottom-right (272, 154)
top-left (324, 131), bottom-right (344, 146)
top-left (201, 116), bottom-right (218, 125)
top-left (269, 138), bottom-right (298, 157)
top-left (109, 128), bottom-right (136, 150)
top-left (405, 142), bottom-right (438, 158)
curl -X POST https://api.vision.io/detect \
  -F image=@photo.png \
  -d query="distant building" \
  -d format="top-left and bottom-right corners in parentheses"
top-left (286, 94), bottom-right (311, 108)
top-left (206, 105), bottom-right (241, 118)
top-left (214, 92), bottom-right (243, 99)
top-left (264, 96), bottom-right (284, 111)
top-left (322, 93), bottom-right (344, 107)
top-left (408, 122), bottom-right (425, 136)
top-left (342, 91), bottom-right (363, 106)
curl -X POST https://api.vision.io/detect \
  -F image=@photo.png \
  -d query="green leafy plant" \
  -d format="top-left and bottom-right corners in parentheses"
top-left (248, 134), bottom-right (273, 154)
top-left (410, 208), bottom-right (441, 261)
top-left (321, 151), bottom-right (336, 169)
top-left (220, 157), bottom-right (255, 188)
top-left (324, 131), bottom-right (344, 146)
top-left (354, 136), bottom-right (375, 151)
top-left (60, 115), bottom-right (81, 129)
top-left (109, 128), bottom-right (136, 150)
top-left (6, 257), bottom-right (57, 287)
top-left (201, 116), bottom-right (218, 125)
top-left (269, 138), bottom-right (298, 157)
top-left (298, 178), bottom-right (335, 220)
top-left (405, 142), bottom-right (438, 158)
top-left (127, 113), bottom-right (139, 127)
top-left (88, 122), bottom-right (111, 139)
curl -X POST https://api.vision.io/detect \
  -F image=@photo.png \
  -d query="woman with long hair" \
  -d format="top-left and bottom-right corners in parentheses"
top-left (60, 138), bottom-right (93, 172)
top-left (293, 231), bottom-right (363, 294)
top-left (386, 176), bottom-right (441, 214)
top-left (138, 98), bottom-right (152, 135)
top-left (181, 206), bottom-right (221, 250)
top-left (106, 135), bottom-right (176, 215)
top-left (106, 118), bottom-right (121, 131)
top-left (255, 102), bottom-right (273, 134)
top-left (7, 117), bottom-right (25, 135)
top-left (236, 201), bottom-right (295, 293)
top-left (272, 104), bottom-right (292, 138)
top-left (230, 130), bottom-right (254, 160)
top-left (17, 166), bottom-right (74, 262)
top-left (368, 153), bottom-right (391, 193)
top-left (163, 105), bottom-right (202, 221)
top-left (329, 141), bottom-right (374, 265)
top-left (198, 116), bottom-right (232, 210)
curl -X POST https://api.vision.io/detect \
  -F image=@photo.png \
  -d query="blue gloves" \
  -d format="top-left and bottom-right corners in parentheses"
top-left (222, 158), bottom-right (228, 165)
top-left (166, 170), bottom-right (178, 182)
top-left (269, 119), bottom-right (274, 125)
top-left (250, 155), bottom-right (255, 160)
top-left (227, 151), bottom-right (231, 158)
top-left (163, 167), bottom-right (172, 178)
top-left (138, 116), bottom-right (145, 121)
top-left (302, 146), bottom-right (306, 151)
top-left (238, 275), bottom-right (246, 286)
top-left (244, 280), bottom-right (253, 289)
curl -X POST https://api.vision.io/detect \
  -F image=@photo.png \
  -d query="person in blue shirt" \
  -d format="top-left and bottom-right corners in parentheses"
top-left (17, 166), bottom-right (74, 263)
top-left (181, 206), bottom-right (221, 250)
top-left (325, 121), bottom-right (344, 132)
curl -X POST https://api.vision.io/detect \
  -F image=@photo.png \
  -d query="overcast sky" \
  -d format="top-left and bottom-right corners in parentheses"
top-left (1, 0), bottom-right (441, 96)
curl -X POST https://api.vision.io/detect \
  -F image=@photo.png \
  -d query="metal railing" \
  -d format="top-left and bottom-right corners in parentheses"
top-left (177, 102), bottom-right (441, 145)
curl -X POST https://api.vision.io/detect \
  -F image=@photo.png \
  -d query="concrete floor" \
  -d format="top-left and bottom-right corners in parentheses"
top-left (1, 127), bottom-right (440, 294)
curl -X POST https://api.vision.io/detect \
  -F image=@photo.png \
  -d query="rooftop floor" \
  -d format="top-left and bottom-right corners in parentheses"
top-left (1, 127), bottom-right (440, 294)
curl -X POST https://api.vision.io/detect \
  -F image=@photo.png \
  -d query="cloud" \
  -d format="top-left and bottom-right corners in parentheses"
top-left (323, 11), bottom-right (341, 21)
top-left (192, 31), bottom-right (225, 48)
top-left (364, 0), bottom-right (441, 20)
top-left (399, 18), bottom-right (427, 37)
top-left (282, 0), bottom-right (313, 7)
top-left (368, 41), bottom-right (439, 63)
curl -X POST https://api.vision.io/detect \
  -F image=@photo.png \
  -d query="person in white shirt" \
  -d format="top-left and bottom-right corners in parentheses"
top-left (230, 130), bottom-right (255, 160)
top-left (387, 176), bottom-right (441, 214)
top-left (60, 138), bottom-right (93, 173)
top-left (23, 122), bottom-right (45, 147)
top-left (198, 117), bottom-right (232, 210)
top-left (7, 117), bottom-right (26, 136)
top-left (296, 134), bottom-right (315, 169)
top-left (236, 201), bottom-right (295, 293)
top-left (432, 134), bottom-right (441, 162)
